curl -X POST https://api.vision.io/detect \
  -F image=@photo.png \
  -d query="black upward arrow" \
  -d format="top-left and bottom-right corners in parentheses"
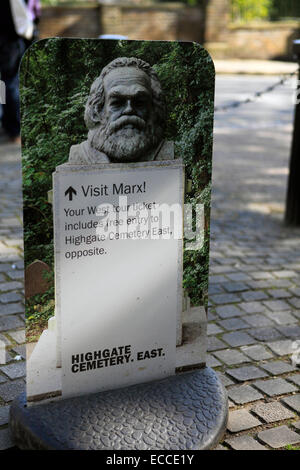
top-left (65, 186), bottom-right (77, 201)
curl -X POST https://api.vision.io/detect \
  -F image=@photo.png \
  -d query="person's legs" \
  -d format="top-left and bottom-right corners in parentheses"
top-left (0, 38), bottom-right (25, 139)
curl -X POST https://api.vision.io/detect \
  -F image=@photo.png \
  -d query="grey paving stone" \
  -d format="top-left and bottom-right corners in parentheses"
top-left (253, 378), bottom-right (297, 397)
top-left (206, 354), bottom-right (222, 368)
top-left (0, 292), bottom-right (23, 304)
top-left (239, 302), bottom-right (267, 314)
top-left (258, 425), bottom-right (300, 449)
top-left (288, 297), bottom-right (300, 309)
top-left (0, 333), bottom-right (11, 347)
top-left (276, 325), bottom-right (300, 339)
top-left (267, 289), bottom-right (292, 299)
top-left (226, 365), bottom-right (268, 382)
top-left (207, 323), bottom-right (224, 335)
top-left (287, 374), bottom-right (300, 387)
top-left (241, 344), bottom-right (273, 361)
top-left (289, 287), bottom-right (300, 297)
top-left (227, 409), bottom-right (261, 433)
top-left (250, 271), bottom-right (274, 280)
top-left (8, 329), bottom-right (25, 344)
top-left (225, 435), bottom-right (266, 450)
top-left (208, 285), bottom-right (224, 295)
top-left (0, 374), bottom-right (7, 384)
top-left (209, 275), bottom-right (228, 284)
top-left (215, 257), bottom-right (237, 265)
top-left (246, 280), bottom-right (274, 289)
top-left (217, 372), bottom-right (235, 387)
top-left (215, 305), bottom-right (244, 319)
top-left (11, 344), bottom-right (25, 359)
top-left (0, 281), bottom-right (23, 292)
top-left (217, 317), bottom-right (248, 331)
top-left (263, 300), bottom-right (291, 311)
top-left (228, 384), bottom-right (263, 405)
top-left (265, 310), bottom-right (298, 325)
top-left (244, 314), bottom-right (274, 328)
top-left (210, 265), bottom-right (235, 275)
top-left (292, 421), bottom-right (300, 430)
top-left (282, 394), bottom-right (300, 413)
top-left (210, 293), bottom-right (241, 305)
top-left (0, 302), bottom-right (24, 316)
top-left (0, 379), bottom-right (25, 402)
top-left (0, 428), bottom-right (14, 450)
top-left (241, 290), bottom-right (269, 302)
top-left (0, 315), bottom-right (23, 332)
top-left (273, 270), bottom-right (298, 279)
top-left (6, 270), bottom-right (24, 280)
top-left (222, 282), bottom-right (248, 293)
top-left (266, 339), bottom-right (295, 356)
top-left (252, 402), bottom-right (295, 423)
top-left (249, 327), bottom-right (284, 342)
top-left (222, 331), bottom-right (256, 347)
top-left (226, 273), bottom-right (251, 282)
top-left (0, 264), bottom-right (15, 273)
top-left (1, 361), bottom-right (25, 379)
top-left (291, 310), bottom-right (300, 320)
top-left (260, 360), bottom-right (296, 375)
top-left (213, 349), bottom-right (249, 366)
top-left (0, 405), bottom-right (10, 425)
top-left (207, 336), bottom-right (227, 352)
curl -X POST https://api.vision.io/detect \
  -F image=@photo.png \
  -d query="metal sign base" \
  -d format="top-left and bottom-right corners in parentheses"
top-left (9, 367), bottom-right (228, 450)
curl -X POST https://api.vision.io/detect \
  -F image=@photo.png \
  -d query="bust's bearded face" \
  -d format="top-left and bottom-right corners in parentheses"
top-left (89, 67), bottom-right (163, 162)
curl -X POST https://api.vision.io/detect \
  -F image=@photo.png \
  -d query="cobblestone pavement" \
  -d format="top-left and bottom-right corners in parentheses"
top-left (211, 75), bottom-right (300, 450)
top-left (0, 75), bottom-right (299, 450)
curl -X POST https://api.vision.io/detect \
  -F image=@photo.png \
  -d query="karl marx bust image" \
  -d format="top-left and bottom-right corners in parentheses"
top-left (69, 57), bottom-right (174, 164)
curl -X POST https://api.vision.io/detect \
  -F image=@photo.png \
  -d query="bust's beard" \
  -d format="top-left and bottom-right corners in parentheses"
top-left (89, 114), bottom-right (163, 162)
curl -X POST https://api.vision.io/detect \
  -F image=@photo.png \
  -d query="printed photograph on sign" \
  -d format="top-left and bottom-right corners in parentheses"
top-left (21, 39), bottom-right (215, 403)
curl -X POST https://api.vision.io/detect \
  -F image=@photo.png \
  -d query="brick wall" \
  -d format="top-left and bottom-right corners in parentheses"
top-left (39, 5), bottom-right (101, 39)
top-left (100, 4), bottom-right (204, 42)
top-left (38, 3), bottom-right (205, 43)
top-left (227, 22), bottom-right (300, 60)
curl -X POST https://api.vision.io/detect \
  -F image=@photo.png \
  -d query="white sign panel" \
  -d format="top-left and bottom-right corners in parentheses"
top-left (53, 161), bottom-right (184, 398)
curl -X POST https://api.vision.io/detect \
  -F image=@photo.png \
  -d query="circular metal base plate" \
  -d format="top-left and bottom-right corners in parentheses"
top-left (10, 367), bottom-right (228, 450)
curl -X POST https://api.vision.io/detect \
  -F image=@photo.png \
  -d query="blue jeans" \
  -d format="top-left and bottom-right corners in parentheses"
top-left (0, 37), bottom-right (25, 138)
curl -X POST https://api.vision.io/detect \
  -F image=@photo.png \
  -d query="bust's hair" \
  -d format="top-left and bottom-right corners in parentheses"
top-left (84, 57), bottom-right (166, 131)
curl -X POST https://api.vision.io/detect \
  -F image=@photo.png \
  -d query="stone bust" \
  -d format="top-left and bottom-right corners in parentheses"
top-left (69, 57), bottom-right (174, 164)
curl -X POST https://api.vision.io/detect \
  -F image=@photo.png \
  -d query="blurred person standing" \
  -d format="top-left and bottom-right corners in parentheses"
top-left (0, 0), bottom-right (35, 143)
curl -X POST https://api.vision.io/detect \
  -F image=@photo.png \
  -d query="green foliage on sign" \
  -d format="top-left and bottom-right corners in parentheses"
top-left (21, 38), bottom-right (214, 329)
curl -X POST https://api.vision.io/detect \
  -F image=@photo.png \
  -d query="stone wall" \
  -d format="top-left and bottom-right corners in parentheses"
top-left (100, 3), bottom-right (204, 42)
top-left (39, 4), bottom-right (101, 39)
top-left (207, 21), bottom-right (300, 60)
top-left (227, 22), bottom-right (300, 60)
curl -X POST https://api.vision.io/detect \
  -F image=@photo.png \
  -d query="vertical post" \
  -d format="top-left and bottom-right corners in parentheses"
top-left (285, 40), bottom-right (300, 225)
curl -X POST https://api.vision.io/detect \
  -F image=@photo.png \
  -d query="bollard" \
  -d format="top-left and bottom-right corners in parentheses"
top-left (285, 39), bottom-right (300, 225)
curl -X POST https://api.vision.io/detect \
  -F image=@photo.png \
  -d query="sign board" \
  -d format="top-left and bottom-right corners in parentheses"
top-left (54, 162), bottom-right (183, 397)
top-left (21, 38), bottom-right (215, 404)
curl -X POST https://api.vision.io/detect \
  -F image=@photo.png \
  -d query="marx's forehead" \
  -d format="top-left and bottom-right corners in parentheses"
top-left (103, 67), bottom-right (151, 92)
